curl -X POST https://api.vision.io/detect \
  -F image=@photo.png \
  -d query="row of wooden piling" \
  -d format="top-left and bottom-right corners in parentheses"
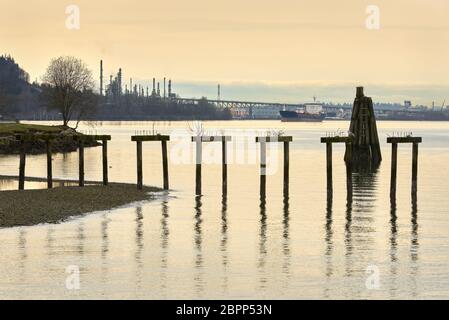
top-left (15, 133), bottom-right (422, 201)
top-left (17, 134), bottom-right (111, 190)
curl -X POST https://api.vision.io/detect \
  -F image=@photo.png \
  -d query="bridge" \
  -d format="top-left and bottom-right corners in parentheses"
top-left (172, 97), bottom-right (303, 109)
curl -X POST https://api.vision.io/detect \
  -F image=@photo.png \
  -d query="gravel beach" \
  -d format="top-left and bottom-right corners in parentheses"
top-left (0, 184), bottom-right (160, 228)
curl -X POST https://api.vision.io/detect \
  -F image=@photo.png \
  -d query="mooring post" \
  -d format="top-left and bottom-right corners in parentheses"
top-left (136, 140), bottom-right (143, 190)
top-left (18, 140), bottom-right (26, 191)
top-left (345, 141), bottom-right (352, 199)
top-left (390, 143), bottom-right (398, 200)
top-left (412, 142), bottom-right (419, 197)
top-left (161, 140), bottom-right (169, 190)
top-left (260, 140), bottom-right (267, 200)
top-left (102, 139), bottom-right (108, 186)
top-left (195, 137), bottom-right (202, 196)
top-left (46, 140), bottom-right (53, 189)
top-left (222, 138), bottom-right (228, 195)
top-left (283, 141), bottom-right (290, 196)
top-left (78, 139), bottom-right (85, 187)
top-left (326, 142), bottom-right (333, 197)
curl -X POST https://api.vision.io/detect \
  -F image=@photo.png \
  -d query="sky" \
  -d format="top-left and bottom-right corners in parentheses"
top-left (1, 0), bottom-right (449, 104)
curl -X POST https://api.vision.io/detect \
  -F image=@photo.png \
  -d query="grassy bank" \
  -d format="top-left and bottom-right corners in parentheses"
top-left (0, 123), bottom-right (100, 154)
top-left (0, 184), bottom-right (160, 228)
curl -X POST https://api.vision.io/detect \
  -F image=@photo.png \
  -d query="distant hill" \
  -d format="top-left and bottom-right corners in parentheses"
top-left (0, 55), bottom-right (34, 118)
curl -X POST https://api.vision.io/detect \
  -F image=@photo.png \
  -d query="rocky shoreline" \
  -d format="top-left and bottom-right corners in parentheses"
top-left (0, 123), bottom-right (100, 154)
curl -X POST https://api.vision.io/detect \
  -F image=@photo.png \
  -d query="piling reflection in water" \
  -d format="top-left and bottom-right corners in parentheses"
top-left (160, 193), bottom-right (169, 293)
top-left (194, 195), bottom-right (204, 295)
top-left (221, 194), bottom-right (229, 292)
top-left (135, 206), bottom-right (144, 289)
top-left (258, 198), bottom-right (267, 290)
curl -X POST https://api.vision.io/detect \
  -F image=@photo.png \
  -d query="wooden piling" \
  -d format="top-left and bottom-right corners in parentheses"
top-left (162, 140), bottom-right (169, 190)
top-left (195, 137), bottom-right (202, 196)
top-left (345, 141), bottom-right (352, 199)
top-left (283, 141), bottom-right (289, 196)
top-left (136, 140), bottom-right (143, 190)
top-left (46, 140), bottom-right (53, 189)
top-left (222, 139), bottom-right (228, 195)
top-left (390, 143), bottom-right (398, 200)
top-left (102, 139), bottom-right (108, 186)
top-left (326, 143), bottom-right (333, 197)
top-left (260, 140), bottom-right (267, 200)
top-left (78, 140), bottom-right (84, 187)
top-left (18, 140), bottom-right (26, 191)
top-left (412, 142), bottom-right (419, 196)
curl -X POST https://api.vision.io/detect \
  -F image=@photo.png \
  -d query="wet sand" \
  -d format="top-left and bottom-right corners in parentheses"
top-left (0, 184), bottom-right (160, 228)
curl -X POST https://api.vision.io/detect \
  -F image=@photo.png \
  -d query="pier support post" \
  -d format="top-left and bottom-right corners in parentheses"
top-left (46, 140), bottom-right (53, 189)
top-left (390, 143), bottom-right (398, 201)
top-left (102, 139), bottom-right (108, 186)
top-left (78, 140), bottom-right (84, 187)
top-left (195, 137), bottom-right (202, 196)
top-left (412, 142), bottom-right (419, 197)
top-left (283, 141), bottom-right (290, 196)
top-left (136, 140), bottom-right (143, 190)
top-left (326, 142), bottom-right (333, 198)
top-left (387, 136), bottom-right (422, 201)
top-left (18, 140), bottom-right (26, 191)
top-left (222, 139), bottom-right (228, 195)
top-left (345, 141), bottom-right (352, 200)
top-left (162, 140), bottom-right (169, 190)
top-left (259, 140), bottom-right (267, 200)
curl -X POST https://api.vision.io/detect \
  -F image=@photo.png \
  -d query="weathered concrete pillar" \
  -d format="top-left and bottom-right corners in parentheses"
top-left (390, 143), bottom-right (398, 200)
top-left (102, 139), bottom-right (108, 186)
top-left (46, 140), bottom-right (53, 189)
top-left (162, 140), bottom-right (169, 190)
top-left (18, 140), bottom-right (26, 191)
top-left (136, 140), bottom-right (143, 190)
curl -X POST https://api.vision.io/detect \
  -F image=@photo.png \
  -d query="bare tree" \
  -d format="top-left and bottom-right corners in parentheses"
top-left (42, 56), bottom-right (97, 127)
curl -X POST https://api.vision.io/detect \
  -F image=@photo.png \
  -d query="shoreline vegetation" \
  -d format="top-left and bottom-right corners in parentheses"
top-left (0, 183), bottom-right (160, 228)
top-left (0, 123), bottom-right (100, 154)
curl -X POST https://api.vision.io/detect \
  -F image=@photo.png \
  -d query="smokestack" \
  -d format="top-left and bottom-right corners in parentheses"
top-left (218, 84), bottom-right (221, 101)
top-left (130, 78), bottom-right (133, 95)
top-left (163, 77), bottom-right (166, 98)
top-left (100, 60), bottom-right (103, 96)
top-left (168, 79), bottom-right (172, 97)
top-left (157, 82), bottom-right (160, 96)
top-left (118, 68), bottom-right (122, 96)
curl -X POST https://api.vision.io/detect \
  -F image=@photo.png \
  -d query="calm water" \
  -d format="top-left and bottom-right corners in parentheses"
top-left (1, 120), bottom-right (449, 299)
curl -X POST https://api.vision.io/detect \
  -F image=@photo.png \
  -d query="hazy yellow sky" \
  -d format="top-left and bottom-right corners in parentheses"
top-left (1, 0), bottom-right (449, 102)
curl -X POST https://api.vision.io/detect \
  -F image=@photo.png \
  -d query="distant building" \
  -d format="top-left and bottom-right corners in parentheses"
top-left (404, 100), bottom-right (412, 109)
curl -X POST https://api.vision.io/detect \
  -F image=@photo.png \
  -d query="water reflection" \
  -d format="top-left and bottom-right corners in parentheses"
top-left (258, 198), bottom-right (267, 290)
top-left (410, 197), bottom-right (419, 297)
top-left (282, 195), bottom-right (291, 287)
top-left (18, 229), bottom-right (27, 282)
top-left (135, 206), bottom-right (144, 289)
top-left (194, 195), bottom-right (204, 296)
top-left (221, 195), bottom-right (229, 292)
top-left (324, 197), bottom-right (334, 298)
top-left (389, 200), bottom-right (398, 298)
top-left (160, 194), bottom-right (169, 293)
